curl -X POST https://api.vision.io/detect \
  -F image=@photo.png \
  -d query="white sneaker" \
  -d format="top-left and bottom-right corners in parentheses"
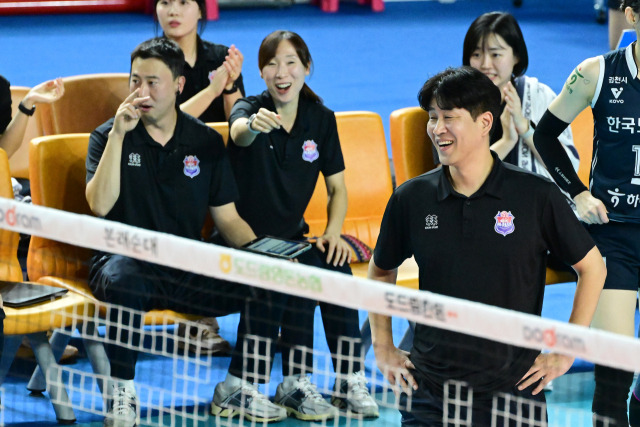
top-left (274, 375), bottom-right (339, 421)
top-left (332, 371), bottom-right (379, 418)
top-left (210, 381), bottom-right (287, 423)
top-left (104, 384), bottom-right (139, 427)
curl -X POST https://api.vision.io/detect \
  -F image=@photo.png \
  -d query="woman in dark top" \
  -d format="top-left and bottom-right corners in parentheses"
top-left (155, 0), bottom-right (244, 122)
top-left (224, 30), bottom-right (379, 420)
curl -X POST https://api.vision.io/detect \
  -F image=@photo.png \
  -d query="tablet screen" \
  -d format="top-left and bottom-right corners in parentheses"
top-left (244, 236), bottom-right (310, 259)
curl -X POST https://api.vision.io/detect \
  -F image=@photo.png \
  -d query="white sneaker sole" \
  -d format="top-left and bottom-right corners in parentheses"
top-left (331, 396), bottom-right (380, 418)
top-left (275, 402), bottom-right (338, 421)
top-left (210, 401), bottom-right (287, 423)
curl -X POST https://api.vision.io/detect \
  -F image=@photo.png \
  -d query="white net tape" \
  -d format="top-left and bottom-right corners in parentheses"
top-left (0, 198), bottom-right (637, 371)
top-left (0, 198), bottom-right (638, 426)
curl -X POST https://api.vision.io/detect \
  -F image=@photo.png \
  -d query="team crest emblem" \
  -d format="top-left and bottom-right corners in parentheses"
top-left (494, 211), bottom-right (515, 236)
top-left (183, 155), bottom-right (200, 178)
top-left (301, 140), bottom-right (319, 163)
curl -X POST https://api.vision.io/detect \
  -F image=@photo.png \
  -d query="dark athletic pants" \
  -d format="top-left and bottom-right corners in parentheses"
top-left (89, 254), bottom-right (307, 383)
top-left (399, 370), bottom-right (547, 427)
top-left (279, 246), bottom-right (363, 377)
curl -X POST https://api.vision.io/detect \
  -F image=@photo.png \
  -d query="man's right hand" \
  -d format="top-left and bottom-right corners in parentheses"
top-left (373, 343), bottom-right (418, 396)
top-left (574, 190), bottom-right (609, 224)
top-left (112, 89), bottom-right (151, 137)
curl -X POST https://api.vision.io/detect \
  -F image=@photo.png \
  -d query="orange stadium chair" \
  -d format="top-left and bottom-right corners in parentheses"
top-left (571, 107), bottom-right (594, 186)
top-left (207, 121), bottom-right (229, 146)
top-left (305, 111), bottom-right (392, 252)
top-left (389, 106), bottom-right (436, 187)
top-left (303, 111), bottom-right (419, 353)
top-left (27, 133), bottom-right (203, 321)
top-left (0, 148), bottom-right (101, 423)
top-left (25, 133), bottom-right (201, 393)
top-left (40, 73), bottom-right (130, 136)
top-left (27, 134), bottom-right (97, 299)
top-left (304, 111), bottom-right (419, 288)
top-left (8, 86), bottom-right (45, 179)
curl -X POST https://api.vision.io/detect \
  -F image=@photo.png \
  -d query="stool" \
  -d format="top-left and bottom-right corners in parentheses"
top-left (145, 0), bottom-right (218, 20)
top-left (313, 0), bottom-right (384, 13)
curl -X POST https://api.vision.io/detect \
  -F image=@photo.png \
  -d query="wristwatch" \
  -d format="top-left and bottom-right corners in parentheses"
top-left (222, 83), bottom-right (238, 95)
top-left (247, 113), bottom-right (260, 134)
top-left (18, 101), bottom-right (36, 116)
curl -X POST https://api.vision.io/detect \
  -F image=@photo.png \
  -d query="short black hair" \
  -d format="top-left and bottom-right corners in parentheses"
top-left (462, 12), bottom-right (528, 78)
top-left (130, 37), bottom-right (184, 80)
top-left (621, 0), bottom-right (640, 13)
top-left (418, 66), bottom-right (501, 136)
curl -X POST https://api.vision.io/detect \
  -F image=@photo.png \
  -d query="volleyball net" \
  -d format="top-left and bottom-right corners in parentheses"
top-left (0, 197), bottom-right (638, 426)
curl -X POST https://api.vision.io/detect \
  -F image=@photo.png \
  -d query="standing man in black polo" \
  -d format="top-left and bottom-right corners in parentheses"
top-left (368, 66), bottom-right (606, 426)
top-left (86, 38), bottom-right (288, 426)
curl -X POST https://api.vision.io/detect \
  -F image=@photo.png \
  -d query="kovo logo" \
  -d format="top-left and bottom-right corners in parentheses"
top-left (0, 205), bottom-right (42, 231)
top-left (220, 254), bottom-right (322, 293)
top-left (523, 326), bottom-right (586, 352)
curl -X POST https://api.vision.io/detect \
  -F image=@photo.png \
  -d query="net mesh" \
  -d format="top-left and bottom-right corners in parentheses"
top-left (0, 198), bottom-right (637, 426)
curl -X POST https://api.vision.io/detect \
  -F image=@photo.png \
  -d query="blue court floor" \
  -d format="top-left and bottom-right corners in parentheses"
top-left (4, 372), bottom-right (599, 426)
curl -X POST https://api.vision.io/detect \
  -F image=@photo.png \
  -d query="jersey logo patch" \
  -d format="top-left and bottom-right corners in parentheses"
top-left (425, 215), bottom-right (438, 230)
top-left (609, 87), bottom-right (624, 104)
top-left (301, 140), bottom-right (319, 163)
top-left (611, 87), bottom-right (623, 99)
top-left (494, 211), bottom-right (515, 236)
top-left (183, 155), bottom-right (200, 178)
top-left (128, 153), bottom-right (141, 167)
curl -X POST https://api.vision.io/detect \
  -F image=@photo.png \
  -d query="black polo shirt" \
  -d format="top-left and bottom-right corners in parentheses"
top-left (86, 110), bottom-right (238, 241)
top-left (374, 152), bottom-right (594, 393)
top-left (227, 91), bottom-right (345, 239)
top-left (178, 37), bottom-right (245, 123)
top-left (0, 76), bottom-right (11, 134)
